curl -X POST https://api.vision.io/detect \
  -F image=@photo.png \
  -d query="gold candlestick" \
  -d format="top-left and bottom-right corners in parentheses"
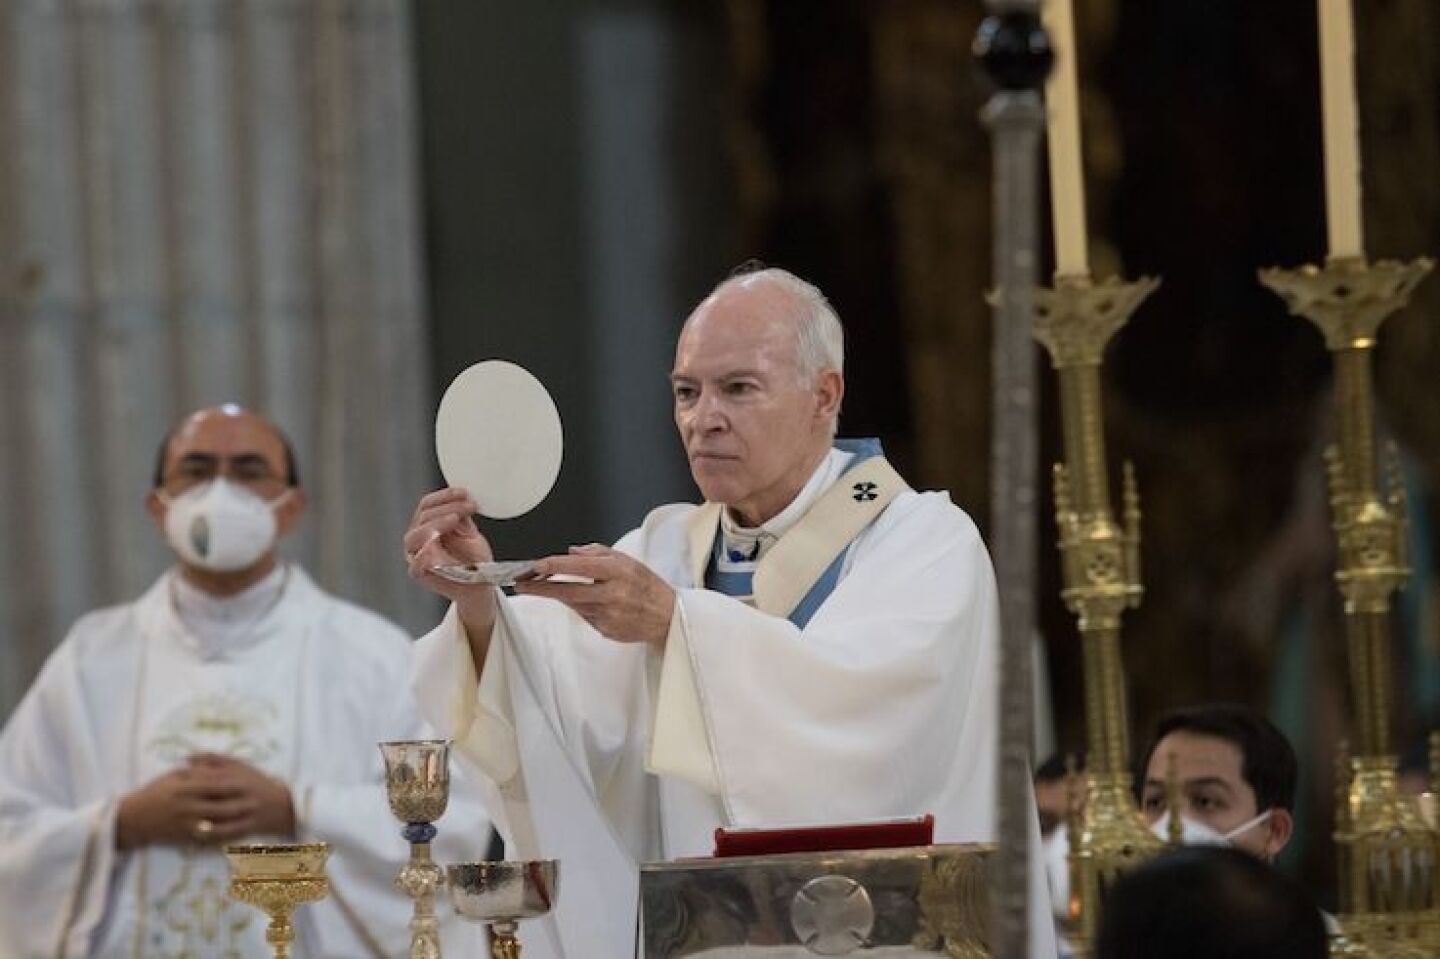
top-left (1034, 273), bottom-right (1163, 957)
top-left (447, 860), bottom-right (559, 959)
top-left (225, 843), bottom-right (331, 959)
top-left (381, 740), bottom-right (453, 959)
top-left (1260, 255), bottom-right (1439, 957)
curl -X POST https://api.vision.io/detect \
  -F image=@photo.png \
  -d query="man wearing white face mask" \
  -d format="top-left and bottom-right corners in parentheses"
top-left (0, 405), bottom-right (492, 958)
top-left (1135, 703), bottom-right (1297, 862)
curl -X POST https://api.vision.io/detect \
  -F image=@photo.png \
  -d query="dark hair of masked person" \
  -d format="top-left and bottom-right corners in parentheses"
top-left (1134, 703), bottom-right (1298, 813)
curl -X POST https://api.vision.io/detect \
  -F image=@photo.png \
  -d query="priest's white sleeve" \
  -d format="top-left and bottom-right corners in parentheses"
top-left (411, 595), bottom-right (655, 854)
top-left (410, 603), bottom-right (525, 850)
top-left (410, 605), bottom-right (516, 775)
top-left (411, 599), bottom-right (648, 959)
top-left (0, 643), bottom-right (119, 958)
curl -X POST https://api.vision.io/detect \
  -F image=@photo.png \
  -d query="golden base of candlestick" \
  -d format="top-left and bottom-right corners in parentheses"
top-left (1331, 758), bottom-right (1440, 958)
top-left (1060, 773), bottom-right (1166, 959)
top-left (225, 843), bottom-right (331, 959)
top-left (1329, 918), bottom-right (1440, 959)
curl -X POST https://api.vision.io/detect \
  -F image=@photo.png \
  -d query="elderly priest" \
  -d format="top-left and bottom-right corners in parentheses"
top-left (406, 267), bottom-right (1055, 957)
top-left (0, 406), bottom-right (491, 958)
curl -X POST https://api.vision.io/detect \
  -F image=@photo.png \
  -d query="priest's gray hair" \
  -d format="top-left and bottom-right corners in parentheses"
top-left (696, 265), bottom-right (845, 438)
top-left (707, 266), bottom-right (846, 381)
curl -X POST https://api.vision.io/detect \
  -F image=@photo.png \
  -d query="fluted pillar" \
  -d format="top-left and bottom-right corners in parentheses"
top-left (0, 0), bottom-right (433, 713)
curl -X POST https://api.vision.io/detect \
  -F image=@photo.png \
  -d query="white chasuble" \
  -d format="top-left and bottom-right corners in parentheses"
top-left (412, 445), bottom-right (1057, 958)
top-left (116, 583), bottom-right (307, 959)
top-left (0, 566), bottom-right (493, 959)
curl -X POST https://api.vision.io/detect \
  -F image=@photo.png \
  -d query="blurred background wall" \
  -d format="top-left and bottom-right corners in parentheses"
top-left (2, 0), bottom-right (1439, 904)
top-left (0, 0), bottom-right (434, 707)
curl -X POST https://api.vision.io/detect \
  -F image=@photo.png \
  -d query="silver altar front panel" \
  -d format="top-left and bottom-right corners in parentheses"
top-left (640, 844), bottom-right (994, 958)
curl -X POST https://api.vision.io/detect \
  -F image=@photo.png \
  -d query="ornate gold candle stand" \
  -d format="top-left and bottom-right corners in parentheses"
top-left (225, 842), bottom-right (331, 959)
top-left (1259, 255), bottom-right (1439, 958)
top-left (381, 740), bottom-right (453, 959)
top-left (1033, 274), bottom-right (1165, 957)
top-left (447, 860), bottom-right (559, 959)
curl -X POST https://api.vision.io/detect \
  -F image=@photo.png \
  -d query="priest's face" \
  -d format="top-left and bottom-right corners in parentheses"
top-left (672, 283), bottom-right (843, 527)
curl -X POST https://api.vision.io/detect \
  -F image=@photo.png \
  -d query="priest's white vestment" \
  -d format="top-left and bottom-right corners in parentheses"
top-left (0, 565), bottom-right (492, 959)
top-left (412, 447), bottom-right (1056, 958)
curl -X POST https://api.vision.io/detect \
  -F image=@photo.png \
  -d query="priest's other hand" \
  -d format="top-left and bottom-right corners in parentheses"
top-left (404, 487), bottom-right (498, 637)
top-left (514, 544), bottom-right (676, 650)
top-left (115, 755), bottom-right (295, 850)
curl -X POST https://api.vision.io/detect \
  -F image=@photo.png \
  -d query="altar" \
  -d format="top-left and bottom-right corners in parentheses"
top-left (639, 844), bottom-right (994, 958)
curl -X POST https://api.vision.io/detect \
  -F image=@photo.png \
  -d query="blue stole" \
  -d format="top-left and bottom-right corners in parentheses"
top-left (704, 438), bottom-right (885, 629)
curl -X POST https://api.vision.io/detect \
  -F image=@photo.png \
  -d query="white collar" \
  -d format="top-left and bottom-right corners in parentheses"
top-left (720, 447), bottom-right (856, 559)
top-left (169, 563), bottom-right (290, 659)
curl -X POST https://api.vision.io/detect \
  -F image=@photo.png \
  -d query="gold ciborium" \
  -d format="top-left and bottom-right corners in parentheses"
top-left (380, 740), bottom-right (453, 959)
top-left (224, 842), bottom-right (330, 959)
top-left (447, 860), bottom-right (559, 959)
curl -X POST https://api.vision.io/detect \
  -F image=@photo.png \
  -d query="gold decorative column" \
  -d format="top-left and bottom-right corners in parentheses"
top-left (1260, 255), bottom-right (1438, 958)
top-left (1033, 273), bottom-right (1164, 956)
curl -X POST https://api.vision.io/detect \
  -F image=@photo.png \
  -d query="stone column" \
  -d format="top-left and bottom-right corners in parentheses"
top-left (0, 0), bottom-right (433, 713)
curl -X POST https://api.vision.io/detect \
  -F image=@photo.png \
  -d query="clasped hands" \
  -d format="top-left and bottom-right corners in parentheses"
top-left (115, 753), bottom-right (295, 851)
top-left (404, 488), bottom-right (675, 650)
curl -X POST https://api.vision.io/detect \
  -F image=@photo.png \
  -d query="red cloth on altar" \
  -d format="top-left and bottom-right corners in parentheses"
top-left (713, 815), bottom-right (934, 858)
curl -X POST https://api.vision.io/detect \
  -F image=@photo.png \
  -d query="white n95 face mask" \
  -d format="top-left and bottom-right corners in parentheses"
top-left (161, 479), bottom-right (289, 572)
top-left (1150, 808), bottom-right (1272, 847)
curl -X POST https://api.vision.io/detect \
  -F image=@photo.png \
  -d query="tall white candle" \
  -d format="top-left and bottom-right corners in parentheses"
top-left (1318, 0), bottom-right (1365, 259)
top-left (1043, 0), bottom-right (1090, 278)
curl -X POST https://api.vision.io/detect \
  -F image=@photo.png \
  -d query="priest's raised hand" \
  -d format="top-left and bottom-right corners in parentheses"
top-left (405, 486), bottom-right (500, 666)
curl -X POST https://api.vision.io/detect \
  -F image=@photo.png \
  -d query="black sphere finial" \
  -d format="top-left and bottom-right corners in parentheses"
top-left (974, 9), bottom-right (1054, 92)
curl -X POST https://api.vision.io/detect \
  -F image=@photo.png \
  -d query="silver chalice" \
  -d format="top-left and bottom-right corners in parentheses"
top-left (446, 859), bottom-right (559, 959)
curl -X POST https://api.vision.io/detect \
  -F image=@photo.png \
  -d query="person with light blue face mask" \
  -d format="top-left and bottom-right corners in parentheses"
top-left (1135, 703), bottom-right (1298, 863)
